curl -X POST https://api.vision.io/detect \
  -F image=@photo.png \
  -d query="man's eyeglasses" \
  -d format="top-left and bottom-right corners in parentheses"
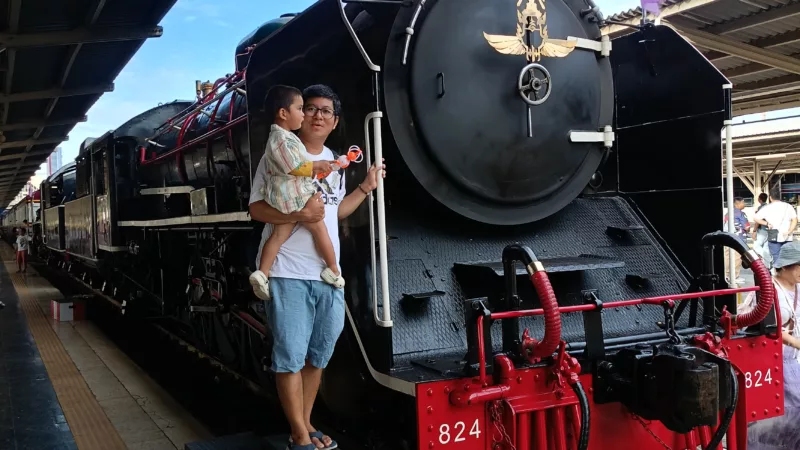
top-left (304, 105), bottom-right (335, 119)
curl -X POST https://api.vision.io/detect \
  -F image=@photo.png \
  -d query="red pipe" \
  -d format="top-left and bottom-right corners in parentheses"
top-left (726, 411), bottom-right (738, 450)
top-left (149, 71), bottom-right (243, 141)
top-left (491, 286), bottom-right (759, 320)
top-left (552, 407), bottom-right (568, 450)
top-left (736, 258), bottom-right (775, 328)
top-left (534, 410), bottom-right (548, 450)
top-left (233, 310), bottom-right (266, 335)
top-left (568, 404), bottom-right (581, 450)
top-left (699, 425), bottom-right (711, 448)
top-left (517, 412), bottom-right (531, 449)
top-left (477, 315), bottom-right (487, 385)
top-left (142, 115), bottom-right (247, 166)
top-left (684, 431), bottom-right (697, 450)
top-left (523, 271), bottom-right (562, 361)
top-left (448, 384), bottom-right (510, 407)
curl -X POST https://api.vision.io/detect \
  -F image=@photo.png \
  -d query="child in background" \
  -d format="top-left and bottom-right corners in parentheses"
top-left (248, 85), bottom-right (344, 300)
top-left (15, 228), bottom-right (29, 273)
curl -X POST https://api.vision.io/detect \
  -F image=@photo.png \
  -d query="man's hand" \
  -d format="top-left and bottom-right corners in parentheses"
top-left (297, 192), bottom-right (325, 222)
top-left (359, 159), bottom-right (386, 193)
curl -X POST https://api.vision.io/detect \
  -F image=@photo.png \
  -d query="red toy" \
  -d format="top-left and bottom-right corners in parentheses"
top-left (316, 145), bottom-right (363, 179)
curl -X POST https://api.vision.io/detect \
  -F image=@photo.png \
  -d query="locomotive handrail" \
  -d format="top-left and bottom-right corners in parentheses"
top-left (146, 78), bottom-right (246, 143)
top-left (475, 286), bottom-right (761, 386)
top-left (365, 111), bottom-right (392, 327)
top-left (338, 0), bottom-right (381, 72)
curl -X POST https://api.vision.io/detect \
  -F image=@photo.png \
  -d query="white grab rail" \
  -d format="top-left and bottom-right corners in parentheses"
top-left (364, 112), bottom-right (392, 327)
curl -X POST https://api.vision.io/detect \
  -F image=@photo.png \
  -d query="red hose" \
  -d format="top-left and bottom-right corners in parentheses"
top-left (736, 258), bottom-right (774, 328)
top-left (521, 271), bottom-right (562, 361)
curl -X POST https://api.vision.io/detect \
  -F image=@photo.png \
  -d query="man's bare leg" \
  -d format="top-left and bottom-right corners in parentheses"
top-left (276, 372), bottom-right (312, 446)
top-left (301, 361), bottom-right (331, 448)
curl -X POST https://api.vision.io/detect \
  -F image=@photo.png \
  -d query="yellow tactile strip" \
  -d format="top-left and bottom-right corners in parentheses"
top-left (1, 244), bottom-right (127, 450)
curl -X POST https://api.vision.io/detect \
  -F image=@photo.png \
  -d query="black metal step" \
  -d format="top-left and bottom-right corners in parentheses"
top-left (184, 432), bottom-right (286, 450)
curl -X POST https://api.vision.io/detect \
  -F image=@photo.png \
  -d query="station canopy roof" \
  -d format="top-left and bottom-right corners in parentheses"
top-left (0, 0), bottom-right (178, 206)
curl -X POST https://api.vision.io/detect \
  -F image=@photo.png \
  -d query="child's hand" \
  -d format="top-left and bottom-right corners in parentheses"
top-left (312, 160), bottom-right (337, 175)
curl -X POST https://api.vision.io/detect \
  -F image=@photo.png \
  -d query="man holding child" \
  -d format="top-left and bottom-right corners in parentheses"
top-left (249, 84), bottom-right (385, 450)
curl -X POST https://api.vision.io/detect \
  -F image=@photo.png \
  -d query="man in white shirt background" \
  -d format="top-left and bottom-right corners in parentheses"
top-left (755, 186), bottom-right (798, 268)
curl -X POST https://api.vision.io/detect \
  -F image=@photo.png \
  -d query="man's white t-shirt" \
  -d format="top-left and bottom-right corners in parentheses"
top-left (755, 201), bottom-right (797, 242)
top-left (249, 145), bottom-right (345, 281)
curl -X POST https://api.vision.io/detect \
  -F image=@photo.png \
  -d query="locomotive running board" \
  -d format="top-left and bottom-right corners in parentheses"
top-left (139, 186), bottom-right (194, 195)
top-left (119, 211), bottom-right (250, 227)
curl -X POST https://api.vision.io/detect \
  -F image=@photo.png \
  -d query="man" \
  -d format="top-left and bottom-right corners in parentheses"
top-left (755, 186), bottom-right (798, 266)
top-left (723, 197), bottom-right (750, 283)
top-left (752, 192), bottom-right (771, 265)
top-left (249, 84), bottom-right (384, 450)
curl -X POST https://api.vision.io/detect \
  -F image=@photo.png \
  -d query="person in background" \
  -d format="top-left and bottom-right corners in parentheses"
top-left (752, 192), bottom-right (771, 266)
top-left (14, 228), bottom-right (30, 273)
top-left (755, 186), bottom-right (798, 266)
top-left (724, 197), bottom-right (750, 284)
top-left (741, 242), bottom-right (800, 449)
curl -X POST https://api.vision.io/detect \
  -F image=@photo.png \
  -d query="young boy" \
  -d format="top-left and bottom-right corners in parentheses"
top-left (248, 85), bottom-right (344, 300)
top-left (15, 227), bottom-right (29, 273)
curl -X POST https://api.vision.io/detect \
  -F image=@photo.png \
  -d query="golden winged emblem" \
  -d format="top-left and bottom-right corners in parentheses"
top-left (483, 0), bottom-right (576, 62)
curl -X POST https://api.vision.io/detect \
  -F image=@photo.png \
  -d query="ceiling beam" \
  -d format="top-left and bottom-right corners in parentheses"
top-left (2, 49), bottom-right (15, 124)
top-left (0, 136), bottom-right (67, 150)
top-left (723, 60), bottom-right (781, 79)
top-left (0, 26), bottom-right (163, 49)
top-left (86, 0), bottom-right (107, 25)
top-left (0, 116), bottom-right (87, 131)
top-left (734, 74), bottom-right (800, 94)
top-left (706, 29), bottom-right (800, 71)
top-left (0, 148), bottom-right (54, 162)
top-left (602, 0), bottom-right (719, 35)
top-left (0, 84), bottom-right (113, 103)
top-left (735, 99), bottom-right (800, 117)
top-left (703, 2), bottom-right (800, 35)
top-left (671, 24), bottom-right (800, 75)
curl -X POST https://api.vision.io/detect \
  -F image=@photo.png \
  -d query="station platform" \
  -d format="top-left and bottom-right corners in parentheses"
top-left (0, 244), bottom-right (211, 450)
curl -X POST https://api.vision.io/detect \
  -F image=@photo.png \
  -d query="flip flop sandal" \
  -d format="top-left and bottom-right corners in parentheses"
top-left (286, 437), bottom-right (318, 450)
top-left (285, 443), bottom-right (317, 450)
top-left (309, 431), bottom-right (338, 450)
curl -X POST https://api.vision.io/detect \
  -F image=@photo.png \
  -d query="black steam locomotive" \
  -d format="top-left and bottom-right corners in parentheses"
top-left (38, 0), bottom-right (776, 449)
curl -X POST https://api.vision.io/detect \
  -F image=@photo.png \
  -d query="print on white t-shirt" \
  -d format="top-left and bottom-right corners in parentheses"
top-left (15, 235), bottom-right (28, 252)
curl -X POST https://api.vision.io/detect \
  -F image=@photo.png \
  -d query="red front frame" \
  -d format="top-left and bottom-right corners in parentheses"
top-left (415, 289), bottom-right (783, 450)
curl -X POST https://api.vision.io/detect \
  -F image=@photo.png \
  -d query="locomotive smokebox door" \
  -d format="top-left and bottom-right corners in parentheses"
top-left (384, 0), bottom-right (613, 225)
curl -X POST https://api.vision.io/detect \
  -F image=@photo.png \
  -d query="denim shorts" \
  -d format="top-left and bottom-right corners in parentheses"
top-left (264, 277), bottom-right (345, 373)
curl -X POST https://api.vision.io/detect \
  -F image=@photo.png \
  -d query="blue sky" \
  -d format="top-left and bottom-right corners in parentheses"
top-left (33, 0), bottom-right (798, 178)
